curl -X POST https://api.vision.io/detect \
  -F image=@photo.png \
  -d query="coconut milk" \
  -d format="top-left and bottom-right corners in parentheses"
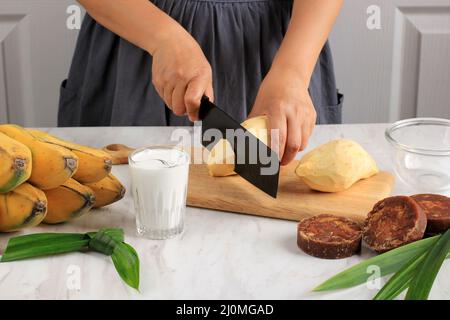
top-left (129, 146), bottom-right (190, 239)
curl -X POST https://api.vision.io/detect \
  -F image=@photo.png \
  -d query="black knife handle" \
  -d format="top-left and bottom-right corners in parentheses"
top-left (199, 95), bottom-right (212, 121)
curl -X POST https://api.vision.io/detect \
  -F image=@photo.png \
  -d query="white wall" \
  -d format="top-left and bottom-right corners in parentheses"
top-left (0, 0), bottom-right (449, 126)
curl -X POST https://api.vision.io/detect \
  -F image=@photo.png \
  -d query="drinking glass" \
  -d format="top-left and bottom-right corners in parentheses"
top-left (129, 146), bottom-right (190, 239)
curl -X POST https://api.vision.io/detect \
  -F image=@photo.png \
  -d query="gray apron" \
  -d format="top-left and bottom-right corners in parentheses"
top-left (58, 0), bottom-right (343, 126)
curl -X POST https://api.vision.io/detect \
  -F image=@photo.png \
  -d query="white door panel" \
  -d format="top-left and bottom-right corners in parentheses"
top-left (1, 14), bottom-right (35, 125)
top-left (0, 0), bottom-right (79, 126)
top-left (390, 6), bottom-right (450, 120)
top-left (416, 34), bottom-right (450, 118)
top-left (330, 0), bottom-right (450, 123)
top-left (0, 46), bottom-right (7, 122)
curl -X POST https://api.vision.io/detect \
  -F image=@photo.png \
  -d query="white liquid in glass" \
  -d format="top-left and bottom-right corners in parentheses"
top-left (129, 147), bottom-right (190, 239)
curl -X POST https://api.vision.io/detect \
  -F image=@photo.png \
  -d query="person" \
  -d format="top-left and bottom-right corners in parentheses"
top-left (59, 0), bottom-right (343, 165)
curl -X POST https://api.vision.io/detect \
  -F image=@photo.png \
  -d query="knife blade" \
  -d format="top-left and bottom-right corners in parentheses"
top-left (199, 96), bottom-right (280, 198)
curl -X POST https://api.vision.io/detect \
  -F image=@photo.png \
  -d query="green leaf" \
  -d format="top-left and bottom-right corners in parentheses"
top-left (313, 235), bottom-right (441, 292)
top-left (5, 233), bottom-right (85, 247)
top-left (111, 242), bottom-right (140, 290)
top-left (86, 228), bottom-right (124, 243)
top-left (406, 229), bottom-right (450, 300)
top-left (385, 276), bottom-right (411, 300)
top-left (373, 251), bottom-right (427, 300)
top-left (88, 229), bottom-right (120, 256)
top-left (0, 228), bottom-right (140, 291)
top-left (1, 233), bottom-right (89, 262)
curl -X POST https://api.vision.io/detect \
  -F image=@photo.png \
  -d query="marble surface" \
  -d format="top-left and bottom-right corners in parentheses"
top-left (0, 124), bottom-right (448, 300)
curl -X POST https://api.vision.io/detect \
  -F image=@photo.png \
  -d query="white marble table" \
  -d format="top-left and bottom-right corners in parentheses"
top-left (0, 124), bottom-right (448, 300)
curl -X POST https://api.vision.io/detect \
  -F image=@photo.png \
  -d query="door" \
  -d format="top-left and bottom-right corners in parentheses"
top-left (330, 0), bottom-right (450, 123)
top-left (0, 0), bottom-right (79, 126)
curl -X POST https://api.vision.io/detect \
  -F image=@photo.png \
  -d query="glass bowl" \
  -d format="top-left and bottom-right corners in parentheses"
top-left (385, 118), bottom-right (450, 195)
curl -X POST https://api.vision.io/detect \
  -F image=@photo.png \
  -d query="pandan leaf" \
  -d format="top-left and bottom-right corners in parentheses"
top-left (406, 229), bottom-right (450, 300)
top-left (314, 236), bottom-right (442, 292)
top-left (111, 242), bottom-right (140, 290)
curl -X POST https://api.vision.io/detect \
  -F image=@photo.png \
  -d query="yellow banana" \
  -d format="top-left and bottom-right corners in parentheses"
top-left (0, 183), bottom-right (47, 232)
top-left (28, 129), bottom-right (112, 183)
top-left (85, 173), bottom-right (126, 208)
top-left (0, 124), bottom-right (78, 190)
top-left (43, 178), bottom-right (95, 224)
top-left (0, 132), bottom-right (32, 193)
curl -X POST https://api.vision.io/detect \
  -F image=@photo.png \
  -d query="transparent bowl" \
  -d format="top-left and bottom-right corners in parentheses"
top-left (385, 118), bottom-right (450, 194)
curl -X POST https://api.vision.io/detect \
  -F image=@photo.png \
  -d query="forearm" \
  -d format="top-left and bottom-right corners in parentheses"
top-left (77, 0), bottom-right (182, 54)
top-left (271, 0), bottom-right (343, 86)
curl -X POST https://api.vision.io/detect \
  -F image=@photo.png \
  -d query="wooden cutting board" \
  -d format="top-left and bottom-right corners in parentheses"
top-left (187, 161), bottom-right (395, 222)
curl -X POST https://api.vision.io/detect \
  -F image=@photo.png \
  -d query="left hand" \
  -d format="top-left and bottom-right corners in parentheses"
top-left (249, 67), bottom-right (317, 165)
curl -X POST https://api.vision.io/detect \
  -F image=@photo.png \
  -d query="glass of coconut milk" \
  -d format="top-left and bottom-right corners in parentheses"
top-left (129, 146), bottom-right (190, 240)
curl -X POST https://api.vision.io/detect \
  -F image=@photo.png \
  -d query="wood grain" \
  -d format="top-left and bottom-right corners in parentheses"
top-left (187, 160), bottom-right (395, 222)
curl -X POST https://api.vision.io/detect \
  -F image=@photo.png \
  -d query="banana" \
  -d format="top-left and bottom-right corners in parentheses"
top-left (85, 173), bottom-right (126, 208)
top-left (28, 129), bottom-right (112, 184)
top-left (43, 178), bottom-right (95, 224)
top-left (0, 124), bottom-right (78, 190)
top-left (0, 132), bottom-right (32, 193)
top-left (0, 183), bottom-right (47, 232)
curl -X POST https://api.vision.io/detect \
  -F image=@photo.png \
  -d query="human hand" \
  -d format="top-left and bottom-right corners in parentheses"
top-left (151, 25), bottom-right (213, 121)
top-left (249, 67), bottom-right (317, 165)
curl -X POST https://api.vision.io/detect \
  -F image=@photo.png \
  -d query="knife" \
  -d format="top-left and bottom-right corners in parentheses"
top-left (199, 96), bottom-right (280, 198)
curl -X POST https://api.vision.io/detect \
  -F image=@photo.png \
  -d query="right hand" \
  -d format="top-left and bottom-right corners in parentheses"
top-left (151, 25), bottom-right (214, 121)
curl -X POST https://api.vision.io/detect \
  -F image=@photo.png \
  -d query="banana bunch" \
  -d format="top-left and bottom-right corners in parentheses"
top-left (0, 132), bottom-right (32, 193)
top-left (0, 183), bottom-right (47, 232)
top-left (43, 179), bottom-right (96, 224)
top-left (86, 174), bottom-right (126, 209)
top-left (28, 129), bottom-right (112, 183)
top-left (0, 125), bottom-right (78, 190)
top-left (0, 124), bottom-right (126, 231)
